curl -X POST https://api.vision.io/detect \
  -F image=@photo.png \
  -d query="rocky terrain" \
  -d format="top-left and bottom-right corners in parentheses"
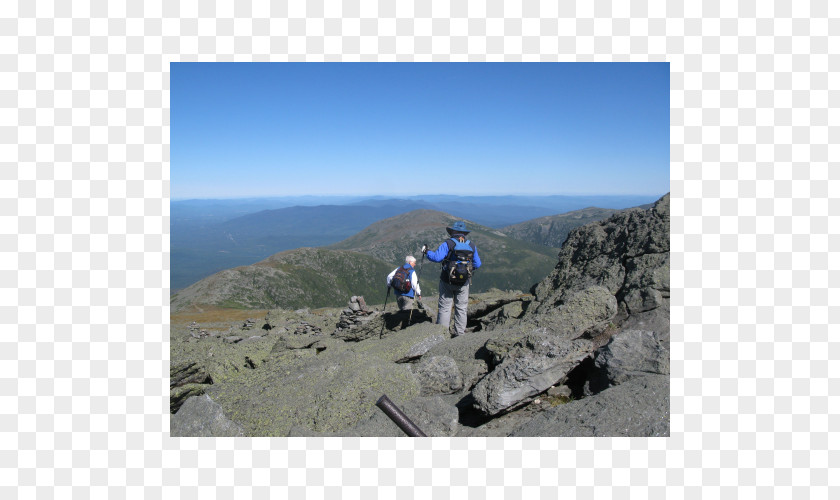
top-left (170, 194), bottom-right (670, 437)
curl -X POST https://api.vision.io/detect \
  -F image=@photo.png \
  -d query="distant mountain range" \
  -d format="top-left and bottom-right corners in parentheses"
top-left (171, 194), bottom-right (663, 292)
top-left (170, 209), bottom-right (559, 311)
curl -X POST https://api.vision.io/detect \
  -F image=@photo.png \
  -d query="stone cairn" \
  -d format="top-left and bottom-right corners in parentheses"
top-left (293, 322), bottom-right (322, 335)
top-left (335, 296), bottom-right (375, 332)
top-left (188, 321), bottom-right (209, 339)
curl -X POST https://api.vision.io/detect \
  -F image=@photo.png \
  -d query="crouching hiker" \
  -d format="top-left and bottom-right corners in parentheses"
top-left (421, 221), bottom-right (482, 337)
top-left (386, 256), bottom-right (421, 311)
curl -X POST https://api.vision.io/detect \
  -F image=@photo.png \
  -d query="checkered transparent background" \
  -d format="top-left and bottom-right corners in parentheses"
top-left (1, 0), bottom-right (837, 497)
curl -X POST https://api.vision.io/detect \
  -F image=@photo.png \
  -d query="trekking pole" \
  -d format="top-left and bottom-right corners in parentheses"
top-left (380, 286), bottom-right (391, 339)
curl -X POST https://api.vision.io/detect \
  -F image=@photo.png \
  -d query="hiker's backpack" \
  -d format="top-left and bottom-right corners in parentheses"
top-left (390, 265), bottom-right (413, 294)
top-left (442, 238), bottom-right (475, 286)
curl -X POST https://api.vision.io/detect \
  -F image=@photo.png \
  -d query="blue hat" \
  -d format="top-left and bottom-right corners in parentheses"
top-left (446, 220), bottom-right (470, 235)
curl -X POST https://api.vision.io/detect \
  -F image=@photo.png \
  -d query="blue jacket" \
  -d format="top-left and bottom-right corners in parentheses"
top-left (426, 238), bottom-right (481, 283)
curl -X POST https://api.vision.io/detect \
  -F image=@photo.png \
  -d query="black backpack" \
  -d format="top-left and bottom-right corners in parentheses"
top-left (391, 266), bottom-right (413, 293)
top-left (442, 238), bottom-right (475, 285)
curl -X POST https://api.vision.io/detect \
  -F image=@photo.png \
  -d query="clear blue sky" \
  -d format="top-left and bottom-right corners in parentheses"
top-left (171, 63), bottom-right (669, 199)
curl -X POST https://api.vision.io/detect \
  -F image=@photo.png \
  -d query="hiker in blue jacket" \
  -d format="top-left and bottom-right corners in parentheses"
top-left (422, 221), bottom-right (482, 337)
top-left (386, 256), bottom-right (421, 311)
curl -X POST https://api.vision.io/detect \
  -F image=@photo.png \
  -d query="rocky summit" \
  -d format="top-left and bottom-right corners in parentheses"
top-left (170, 194), bottom-right (670, 437)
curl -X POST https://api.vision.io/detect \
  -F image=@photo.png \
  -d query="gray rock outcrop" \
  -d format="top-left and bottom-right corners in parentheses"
top-left (531, 193), bottom-right (669, 318)
top-left (586, 329), bottom-right (669, 395)
top-left (171, 394), bottom-right (246, 437)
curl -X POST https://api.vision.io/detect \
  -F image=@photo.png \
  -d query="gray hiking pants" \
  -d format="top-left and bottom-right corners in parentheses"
top-left (396, 295), bottom-right (415, 311)
top-left (436, 280), bottom-right (470, 336)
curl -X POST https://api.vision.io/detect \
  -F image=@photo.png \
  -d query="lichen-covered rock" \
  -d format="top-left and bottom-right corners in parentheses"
top-left (207, 322), bottom-right (448, 436)
top-left (170, 393), bottom-right (245, 437)
top-left (532, 194), bottom-right (669, 313)
top-left (527, 286), bottom-right (617, 340)
top-left (471, 333), bottom-right (592, 416)
top-left (620, 253), bottom-right (670, 314)
top-left (170, 327), bottom-right (278, 386)
top-left (170, 383), bottom-right (211, 414)
top-left (413, 356), bottom-right (464, 395)
top-left (339, 396), bottom-right (460, 437)
top-left (510, 375), bottom-right (669, 437)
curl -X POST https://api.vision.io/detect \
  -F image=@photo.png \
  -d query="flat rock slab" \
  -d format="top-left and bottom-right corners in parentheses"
top-left (397, 334), bottom-right (446, 362)
top-left (510, 374), bottom-right (669, 437)
top-left (208, 323), bottom-right (448, 436)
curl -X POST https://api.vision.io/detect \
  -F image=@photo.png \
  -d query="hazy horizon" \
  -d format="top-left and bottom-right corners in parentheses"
top-left (171, 191), bottom-right (668, 202)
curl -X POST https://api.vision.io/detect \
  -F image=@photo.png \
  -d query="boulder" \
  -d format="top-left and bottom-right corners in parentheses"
top-left (396, 334), bottom-right (446, 362)
top-left (471, 333), bottom-right (592, 416)
top-left (586, 329), bottom-right (670, 394)
top-left (523, 286), bottom-right (617, 340)
top-left (510, 375), bottom-right (669, 437)
top-left (170, 393), bottom-right (245, 437)
top-left (413, 356), bottom-right (464, 395)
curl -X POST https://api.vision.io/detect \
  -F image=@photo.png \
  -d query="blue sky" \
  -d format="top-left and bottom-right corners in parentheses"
top-left (171, 63), bottom-right (669, 200)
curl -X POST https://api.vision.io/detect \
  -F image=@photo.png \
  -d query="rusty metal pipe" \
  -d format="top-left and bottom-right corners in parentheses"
top-left (375, 394), bottom-right (427, 437)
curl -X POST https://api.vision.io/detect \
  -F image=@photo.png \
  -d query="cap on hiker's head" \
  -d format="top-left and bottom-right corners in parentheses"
top-left (446, 221), bottom-right (470, 235)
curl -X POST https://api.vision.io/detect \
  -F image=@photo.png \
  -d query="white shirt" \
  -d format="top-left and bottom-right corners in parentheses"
top-left (386, 265), bottom-right (421, 296)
